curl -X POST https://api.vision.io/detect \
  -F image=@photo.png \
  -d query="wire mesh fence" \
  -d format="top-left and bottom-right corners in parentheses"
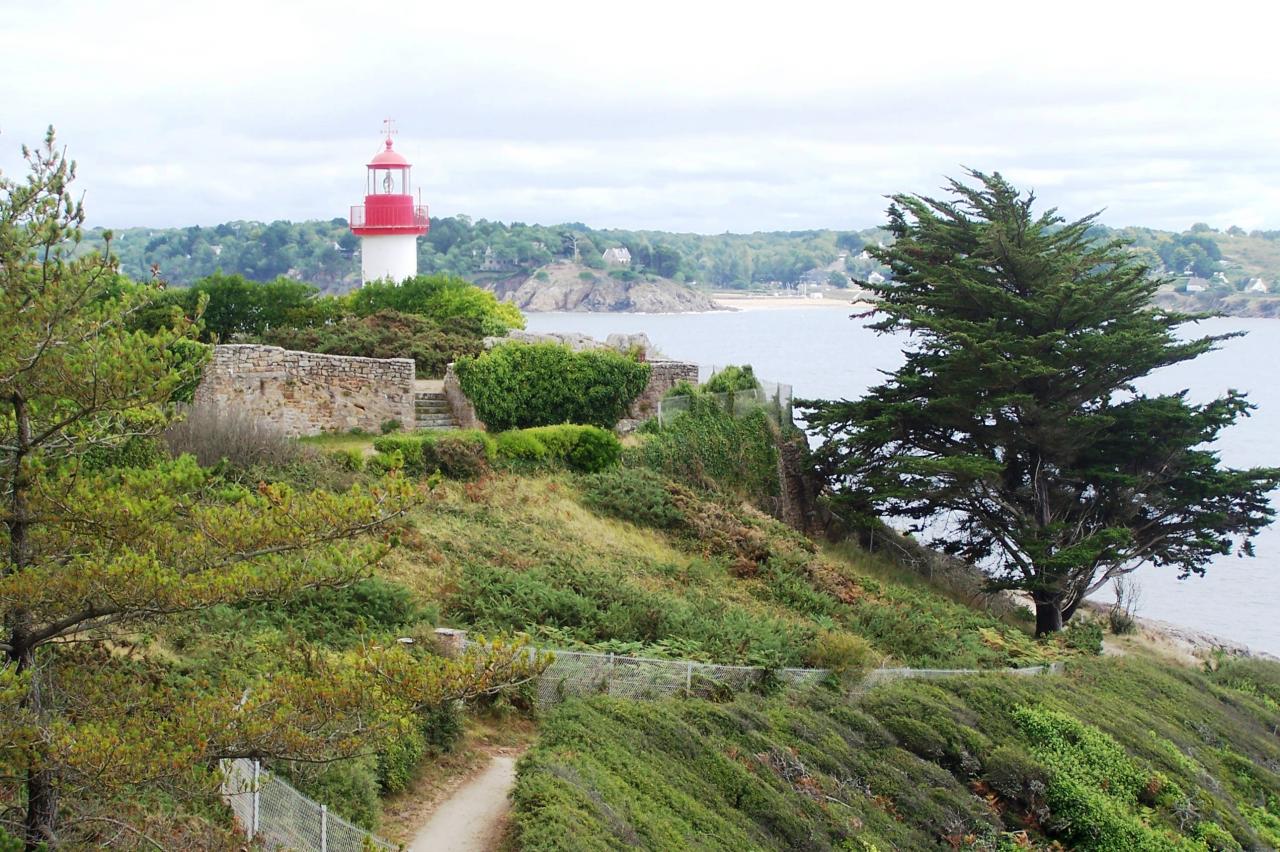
top-left (466, 637), bottom-right (1063, 708)
top-left (220, 758), bottom-right (397, 852)
top-left (657, 380), bottom-right (794, 428)
top-left (531, 648), bottom-right (830, 705)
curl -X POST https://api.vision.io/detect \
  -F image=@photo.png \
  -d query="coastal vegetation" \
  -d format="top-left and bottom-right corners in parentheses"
top-left (454, 342), bottom-right (651, 431)
top-left (5, 132), bottom-right (1279, 852)
top-left (133, 270), bottom-right (523, 377)
top-left (802, 171), bottom-right (1280, 635)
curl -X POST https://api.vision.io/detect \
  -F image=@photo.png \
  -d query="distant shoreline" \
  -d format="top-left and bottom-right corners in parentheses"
top-left (712, 295), bottom-right (874, 312)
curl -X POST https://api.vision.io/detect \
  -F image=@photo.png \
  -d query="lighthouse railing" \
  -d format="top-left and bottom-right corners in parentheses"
top-left (349, 204), bottom-right (429, 230)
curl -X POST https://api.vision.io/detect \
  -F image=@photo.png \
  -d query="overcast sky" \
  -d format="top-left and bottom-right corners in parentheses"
top-left (3, 0), bottom-right (1277, 234)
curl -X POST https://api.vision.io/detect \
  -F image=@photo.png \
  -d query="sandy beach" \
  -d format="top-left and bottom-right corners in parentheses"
top-left (712, 295), bottom-right (874, 312)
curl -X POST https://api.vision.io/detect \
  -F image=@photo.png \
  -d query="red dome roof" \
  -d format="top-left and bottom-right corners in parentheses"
top-left (369, 138), bottom-right (410, 168)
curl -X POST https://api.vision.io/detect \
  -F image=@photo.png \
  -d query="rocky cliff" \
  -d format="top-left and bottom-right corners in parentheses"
top-left (485, 261), bottom-right (723, 313)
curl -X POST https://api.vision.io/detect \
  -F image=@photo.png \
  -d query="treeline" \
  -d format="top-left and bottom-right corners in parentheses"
top-left (133, 272), bottom-right (525, 377)
top-left (89, 216), bottom-right (893, 293)
top-left (94, 214), bottom-right (1280, 299)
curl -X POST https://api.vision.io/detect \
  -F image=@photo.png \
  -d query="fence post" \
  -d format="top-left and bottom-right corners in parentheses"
top-left (250, 760), bottom-right (260, 840)
top-left (321, 804), bottom-right (328, 852)
top-left (686, 661), bottom-right (693, 692)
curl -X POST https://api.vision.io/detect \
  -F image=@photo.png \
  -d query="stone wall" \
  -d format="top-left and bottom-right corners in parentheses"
top-left (628, 359), bottom-right (700, 420)
top-left (442, 363), bottom-right (485, 430)
top-left (193, 344), bottom-right (415, 437)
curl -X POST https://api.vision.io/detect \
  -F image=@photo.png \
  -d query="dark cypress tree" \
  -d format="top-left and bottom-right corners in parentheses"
top-left (802, 171), bottom-right (1279, 635)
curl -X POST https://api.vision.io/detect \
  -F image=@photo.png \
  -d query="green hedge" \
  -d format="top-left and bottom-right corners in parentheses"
top-left (454, 342), bottom-right (650, 431)
top-left (372, 426), bottom-right (620, 477)
top-left (492, 425), bottom-right (621, 473)
top-left (372, 430), bottom-right (496, 479)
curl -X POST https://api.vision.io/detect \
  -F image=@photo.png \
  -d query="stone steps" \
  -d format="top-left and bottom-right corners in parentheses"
top-left (414, 391), bottom-right (458, 431)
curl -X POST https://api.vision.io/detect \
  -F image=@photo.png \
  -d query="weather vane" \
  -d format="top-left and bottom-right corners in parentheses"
top-left (382, 117), bottom-right (398, 144)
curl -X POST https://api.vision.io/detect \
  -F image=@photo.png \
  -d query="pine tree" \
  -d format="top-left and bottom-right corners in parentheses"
top-left (0, 130), bottom-right (542, 846)
top-left (803, 171), bottom-right (1279, 635)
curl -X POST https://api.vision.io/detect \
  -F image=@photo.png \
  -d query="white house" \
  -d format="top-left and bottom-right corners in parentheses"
top-left (1247, 278), bottom-right (1269, 294)
top-left (602, 246), bottom-right (632, 266)
top-left (866, 271), bottom-right (886, 285)
top-left (1185, 277), bottom-right (1210, 293)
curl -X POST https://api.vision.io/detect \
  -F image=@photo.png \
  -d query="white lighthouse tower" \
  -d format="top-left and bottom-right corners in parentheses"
top-left (349, 120), bottom-right (430, 284)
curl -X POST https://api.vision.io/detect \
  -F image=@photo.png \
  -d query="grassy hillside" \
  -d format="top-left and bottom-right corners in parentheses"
top-left (514, 654), bottom-right (1280, 850)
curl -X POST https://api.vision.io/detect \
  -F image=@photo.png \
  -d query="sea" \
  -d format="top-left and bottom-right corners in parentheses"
top-left (524, 308), bottom-right (1280, 656)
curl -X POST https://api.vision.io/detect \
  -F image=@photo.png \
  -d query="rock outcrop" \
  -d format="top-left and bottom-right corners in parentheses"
top-left (487, 261), bottom-right (723, 313)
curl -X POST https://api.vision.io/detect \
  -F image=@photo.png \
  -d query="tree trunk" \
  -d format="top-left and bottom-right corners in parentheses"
top-left (1033, 593), bottom-right (1064, 636)
top-left (7, 395), bottom-right (57, 848)
top-left (23, 765), bottom-right (57, 850)
top-left (13, 644), bottom-right (57, 849)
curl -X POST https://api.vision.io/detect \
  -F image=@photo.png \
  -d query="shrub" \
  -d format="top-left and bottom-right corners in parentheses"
top-left (454, 342), bottom-right (650, 431)
top-left (281, 756), bottom-right (380, 830)
top-left (565, 425), bottom-right (622, 472)
top-left (368, 449), bottom-right (404, 474)
top-left (521, 425), bottom-right (622, 473)
top-left (493, 429), bottom-right (550, 465)
top-left (376, 724), bottom-right (425, 794)
top-left (347, 274), bottom-right (524, 337)
top-left (80, 410), bottom-right (167, 470)
top-left (374, 430), bottom-right (494, 479)
top-left (704, 364), bottom-right (759, 394)
top-left (372, 434), bottom-right (428, 474)
top-left (421, 701), bottom-right (464, 752)
top-left (1062, 618), bottom-right (1104, 655)
top-left (330, 448), bottom-right (365, 471)
top-left (164, 404), bottom-right (303, 470)
top-left (806, 629), bottom-right (880, 675)
top-left (633, 394), bottom-right (780, 503)
top-left (433, 433), bottom-right (492, 480)
top-left (239, 578), bottom-right (424, 647)
top-left (579, 468), bottom-right (684, 529)
top-left (381, 418), bottom-right (402, 434)
top-left (264, 309), bottom-right (484, 378)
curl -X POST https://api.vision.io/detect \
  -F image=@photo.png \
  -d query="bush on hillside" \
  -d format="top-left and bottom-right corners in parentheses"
top-left (455, 342), bottom-right (650, 431)
top-left (704, 364), bottom-right (760, 394)
top-left (516, 425), bottom-right (621, 473)
top-left (372, 430), bottom-right (496, 479)
top-left (348, 273), bottom-right (524, 337)
top-left (264, 309), bottom-right (484, 378)
top-left (579, 468), bottom-right (685, 529)
top-left (632, 393), bottom-right (779, 503)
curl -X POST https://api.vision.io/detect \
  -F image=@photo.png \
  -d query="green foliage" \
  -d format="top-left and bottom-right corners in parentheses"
top-left (373, 430), bottom-right (495, 479)
top-left (0, 130), bottom-right (550, 845)
top-left (135, 272), bottom-right (329, 341)
top-left (1063, 618), bottom-right (1105, 655)
top-left (493, 429), bottom-right (550, 464)
top-left (515, 655), bottom-right (1280, 852)
top-left (348, 273), bottom-right (524, 337)
top-left (265, 309), bottom-right (484, 378)
top-left (375, 722), bottom-right (425, 795)
top-left (281, 756), bottom-right (382, 830)
top-left (633, 394), bottom-right (780, 503)
top-left (490, 426), bottom-right (621, 473)
top-left (579, 468), bottom-right (685, 529)
top-left (704, 364), bottom-right (759, 394)
top-left (454, 342), bottom-right (650, 431)
top-left (802, 170), bottom-right (1280, 633)
top-left (236, 578), bottom-right (425, 648)
top-left (807, 629), bottom-right (880, 675)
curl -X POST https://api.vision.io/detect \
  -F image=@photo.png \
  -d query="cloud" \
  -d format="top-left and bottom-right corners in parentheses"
top-left (2, 0), bottom-right (1277, 233)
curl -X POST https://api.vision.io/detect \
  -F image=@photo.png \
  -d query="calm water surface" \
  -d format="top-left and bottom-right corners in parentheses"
top-left (525, 309), bottom-right (1280, 655)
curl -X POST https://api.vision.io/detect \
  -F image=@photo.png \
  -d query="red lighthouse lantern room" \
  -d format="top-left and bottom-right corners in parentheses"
top-left (350, 120), bottom-right (430, 284)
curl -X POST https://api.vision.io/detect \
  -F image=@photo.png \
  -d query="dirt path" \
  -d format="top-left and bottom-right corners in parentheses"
top-left (407, 753), bottom-right (520, 852)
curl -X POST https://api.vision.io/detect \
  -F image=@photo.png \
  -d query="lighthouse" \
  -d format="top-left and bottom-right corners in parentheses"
top-left (350, 120), bottom-right (430, 284)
